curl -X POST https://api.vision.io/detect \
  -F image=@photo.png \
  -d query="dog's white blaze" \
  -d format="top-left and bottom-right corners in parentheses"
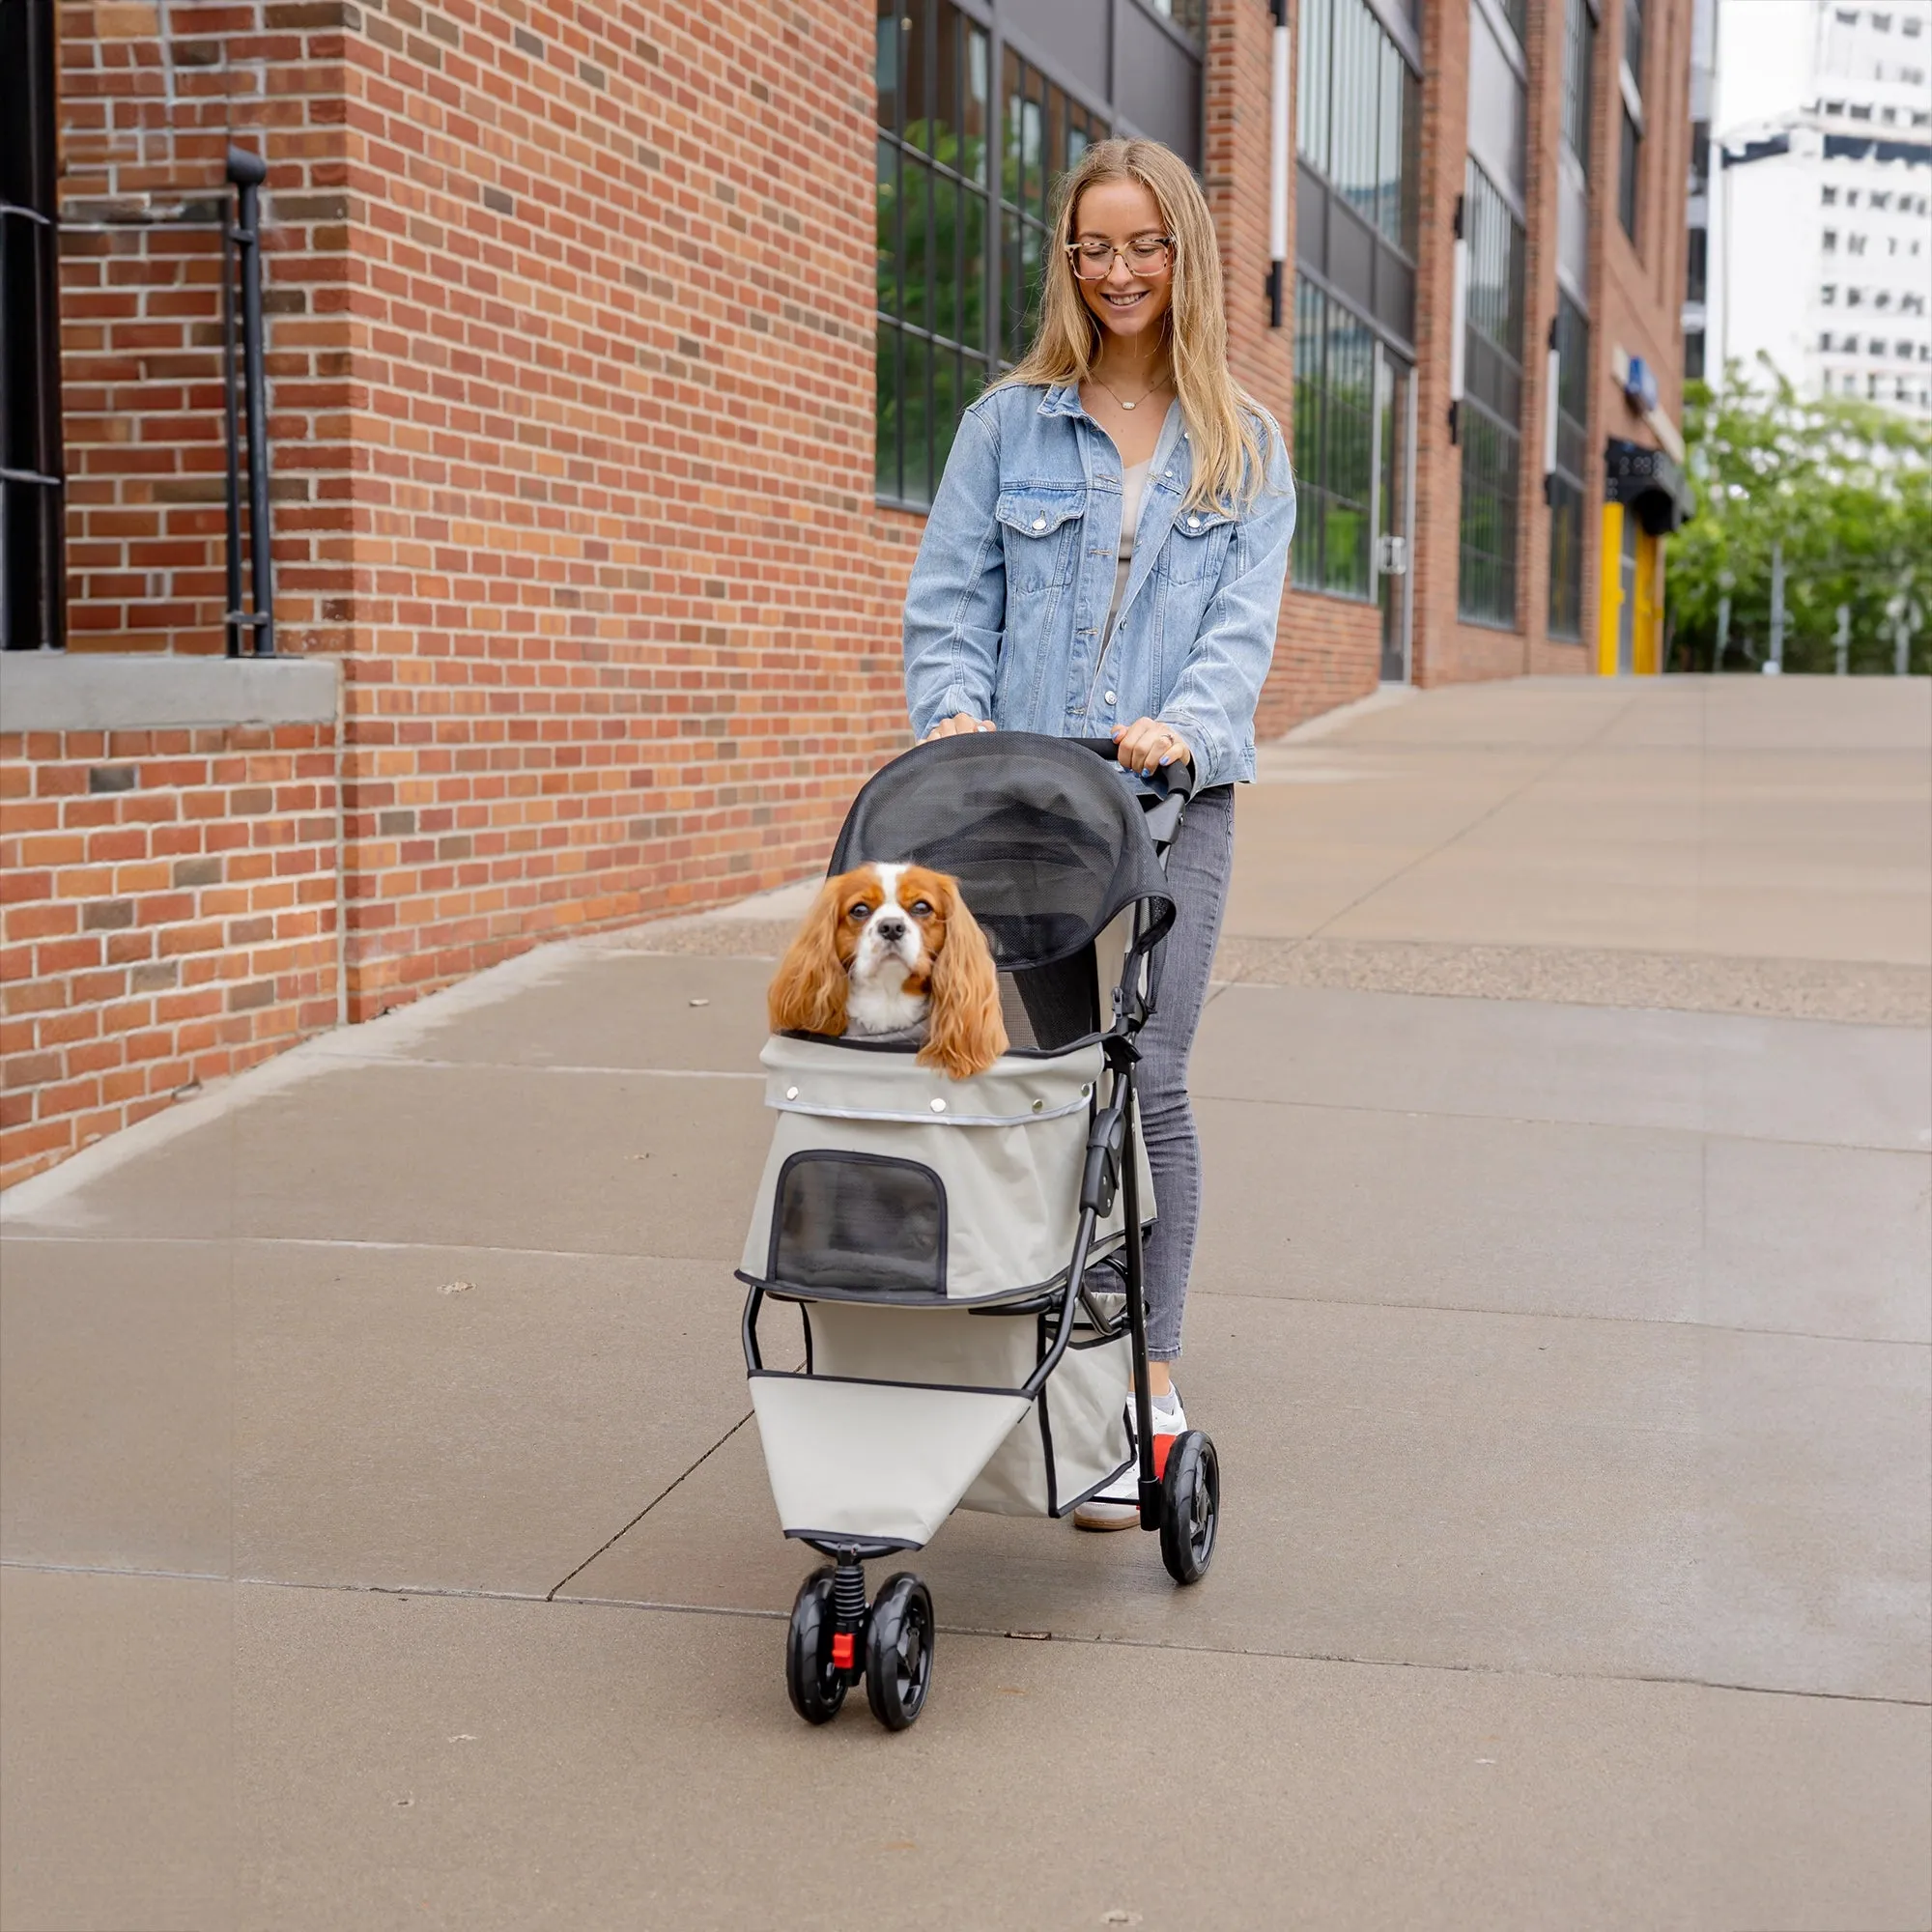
top-left (845, 861), bottom-right (932, 1037)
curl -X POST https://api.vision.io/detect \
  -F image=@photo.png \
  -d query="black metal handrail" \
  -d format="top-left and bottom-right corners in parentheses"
top-left (222, 146), bottom-right (274, 657)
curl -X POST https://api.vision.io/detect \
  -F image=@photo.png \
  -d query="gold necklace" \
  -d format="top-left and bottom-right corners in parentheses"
top-left (1090, 373), bottom-right (1171, 412)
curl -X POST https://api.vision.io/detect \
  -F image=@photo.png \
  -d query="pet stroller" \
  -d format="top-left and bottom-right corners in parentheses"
top-left (738, 732), bottom-right (1220, 1730)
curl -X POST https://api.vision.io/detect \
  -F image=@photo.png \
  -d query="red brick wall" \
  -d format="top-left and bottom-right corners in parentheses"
top-left (0, 723), bottom-right (340, 1187)
top-left (55, 0), bottom-right (353, 659)
top-left (1402, 0), bottom-right (1690, 688)
top-left (330, 0), bottom-right (910, 1016)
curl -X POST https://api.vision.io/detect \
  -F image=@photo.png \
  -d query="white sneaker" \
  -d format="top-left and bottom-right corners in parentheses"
top-left (1072, 1389), bottom-right (1186, 1531)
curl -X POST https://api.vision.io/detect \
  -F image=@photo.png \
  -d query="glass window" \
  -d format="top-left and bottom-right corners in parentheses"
top-left (1468, 3), bottom-right (1527, 204)
top-left (1459, 163), bottom-right (1524, 627)
top-left (1562, 0), bottom-right (1595, 170)
top-left (1624, 0), bottom-right (1645, 91)
top-left (1296, 0), bottom-right (1419, 254)
top-left (874, 2), bottom-right (1199, 510)
top-left (1459, 408), bottom-right (1519, 630)
top-left (1138, 0), bottom-right (1207, 35)
top-left (1291, 277), bottom-right (1376, 602)
top-left (1001, 46), bottom-right (1109, 367)
top-left (1547, 295), bottom-right (1589, 640)
top-left (1618, 107), bottom-right (1640, 241)
top-left (875, 0), bottom-right (992, 507)
top-left (1687, 224), bottom-right (1707, 302)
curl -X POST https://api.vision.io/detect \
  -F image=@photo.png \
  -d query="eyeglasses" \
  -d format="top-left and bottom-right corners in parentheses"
top-left (1065, 236), bottom-right (1176, 280)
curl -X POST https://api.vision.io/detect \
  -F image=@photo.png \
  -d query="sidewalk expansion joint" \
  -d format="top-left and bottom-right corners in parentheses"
top-left (9, 1561), bottom-right (1921, 1711)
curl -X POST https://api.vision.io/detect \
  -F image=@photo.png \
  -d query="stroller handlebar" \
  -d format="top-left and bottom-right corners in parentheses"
top-left (1067, 735), bottom-right (1198, 804)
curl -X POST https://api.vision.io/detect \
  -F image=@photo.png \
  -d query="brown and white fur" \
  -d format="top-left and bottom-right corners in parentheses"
top-left (766, 863), bottom-right (1008, 1080)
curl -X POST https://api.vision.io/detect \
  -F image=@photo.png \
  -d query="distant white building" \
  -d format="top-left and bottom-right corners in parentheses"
top-left (1718, 0), bottom-right (1932, 415)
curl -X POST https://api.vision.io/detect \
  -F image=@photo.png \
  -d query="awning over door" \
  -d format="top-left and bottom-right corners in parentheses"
top-left (1605, 438), bottom-right (1695, 535)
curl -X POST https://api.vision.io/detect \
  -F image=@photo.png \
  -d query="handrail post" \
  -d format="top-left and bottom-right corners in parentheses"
top-left (225, 146), bottom-right (274, 656)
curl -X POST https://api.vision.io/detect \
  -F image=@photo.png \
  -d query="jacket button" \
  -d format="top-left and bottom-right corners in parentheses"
top-left (1032, 516), bottom-right (1046, 530)
top-left (1188, 514), bottom-right (1202, 527)
top-left (784, 1087), bottom-right (798, 1100)
top-left (930, 1097), bottom-right (948, 1113)
top-left (1104, 690), bottom-right (1117, 704)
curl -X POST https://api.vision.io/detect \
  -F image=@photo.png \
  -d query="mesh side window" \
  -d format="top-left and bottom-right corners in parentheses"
top-left (999, 949), bottom-right (1099, 1052)
top-left (770, 1153), bottom-right (947, 1294)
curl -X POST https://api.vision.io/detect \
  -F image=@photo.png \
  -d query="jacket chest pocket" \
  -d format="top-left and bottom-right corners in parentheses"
top-left (1159, 505), bottom-right (1236, 586)
top-left (996, 490), bottom-right (1086, 595)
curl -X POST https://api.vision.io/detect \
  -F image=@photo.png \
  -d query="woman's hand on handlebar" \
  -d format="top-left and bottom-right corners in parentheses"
top-left (1112, 716), bottom-right (1193, 778)
top-left (922, 713), bottom-right (997, 743)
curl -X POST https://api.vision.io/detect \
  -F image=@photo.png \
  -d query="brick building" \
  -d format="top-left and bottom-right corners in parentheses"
top-left (1, 0), bottom-right (1692, 1186)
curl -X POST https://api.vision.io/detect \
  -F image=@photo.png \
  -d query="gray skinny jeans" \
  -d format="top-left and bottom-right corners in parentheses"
top-left (1137, 782), bottom-right (1235, 1362)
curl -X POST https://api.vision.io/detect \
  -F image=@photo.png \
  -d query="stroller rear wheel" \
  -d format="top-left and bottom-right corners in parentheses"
top-left (785, 1567), bottom-right (847, 1724)
top-left (864, 1573), bottom-right (934, 1730)
top-left (1158, 1430), bottom-right (1219, 1584)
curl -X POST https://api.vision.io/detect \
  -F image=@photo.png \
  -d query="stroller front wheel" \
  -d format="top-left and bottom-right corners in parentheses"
top-left (785, 1567), bottom-right (847, 1724)
top-left (1158, 1430), bottom-right (1219, 1584)
top-left (864, 1573), bottom-right (935, 1730)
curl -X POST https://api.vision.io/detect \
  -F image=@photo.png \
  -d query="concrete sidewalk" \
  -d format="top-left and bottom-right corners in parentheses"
top-left (3, 676), bottom-right (1928, 1930)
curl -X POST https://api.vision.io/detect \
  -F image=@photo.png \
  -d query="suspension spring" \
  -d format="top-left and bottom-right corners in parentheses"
top-left (832, 1555), bottom-right (867, 1629)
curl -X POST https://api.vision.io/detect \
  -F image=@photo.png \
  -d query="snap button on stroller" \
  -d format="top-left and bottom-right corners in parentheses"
top-left (738, 732), bottom-right (1220, 1729)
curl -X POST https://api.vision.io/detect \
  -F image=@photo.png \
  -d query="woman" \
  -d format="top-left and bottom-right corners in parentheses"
top-left (901, 138), bottom-right (1295, 1527)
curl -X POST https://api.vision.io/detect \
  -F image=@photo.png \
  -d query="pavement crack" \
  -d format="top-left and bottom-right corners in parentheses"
top-left (544, 1410), bottom-right (756, 1602)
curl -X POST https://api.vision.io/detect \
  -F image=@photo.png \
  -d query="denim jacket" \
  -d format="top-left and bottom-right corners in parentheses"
top-left (902, 383), bottom-right (1296, 789)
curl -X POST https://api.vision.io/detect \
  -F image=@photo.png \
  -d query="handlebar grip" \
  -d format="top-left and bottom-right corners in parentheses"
top-left (1070, 734), bottom-right (1196, 802)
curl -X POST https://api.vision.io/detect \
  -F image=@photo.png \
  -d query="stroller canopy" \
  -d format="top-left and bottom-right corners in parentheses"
top-left (831, 733), bottom-right (1177, 970)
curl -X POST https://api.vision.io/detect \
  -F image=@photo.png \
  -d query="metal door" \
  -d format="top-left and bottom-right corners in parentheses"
top-left (1617, 510), bottom-right (1638, 674)
top-left (1372, 347), bottom-right (1415, 682)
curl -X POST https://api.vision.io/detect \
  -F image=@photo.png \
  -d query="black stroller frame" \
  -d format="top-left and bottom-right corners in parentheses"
top-left (739, 734), bottom-right (1221, 1729)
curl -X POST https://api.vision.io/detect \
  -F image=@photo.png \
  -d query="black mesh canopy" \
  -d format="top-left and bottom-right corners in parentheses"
top-left (830, 733), bottom-right (1176, 970)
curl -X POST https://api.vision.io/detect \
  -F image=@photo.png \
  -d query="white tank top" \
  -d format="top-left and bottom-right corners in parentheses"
top-left (1105, 459), bottom-right (1152, 641)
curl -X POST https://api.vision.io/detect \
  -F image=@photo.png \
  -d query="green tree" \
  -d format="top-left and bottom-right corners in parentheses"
top-left (1669, 363), bottom-right (1932, 675)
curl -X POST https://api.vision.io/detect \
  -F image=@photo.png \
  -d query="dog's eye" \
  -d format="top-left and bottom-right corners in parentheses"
top-left (909, 900), bottom-right (933, 918)
top-left (846, 902), bottom-right (870, 922)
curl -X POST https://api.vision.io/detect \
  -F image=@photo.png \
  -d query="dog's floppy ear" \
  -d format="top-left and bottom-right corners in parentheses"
top-left (768, 875), bottom-right (853, 1037)
top-left (920, 877), bottom-right (1008, 1080)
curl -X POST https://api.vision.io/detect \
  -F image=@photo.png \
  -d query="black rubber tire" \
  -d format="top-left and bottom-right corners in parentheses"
top-left (785, 1567), bottom-right (846, 1725)
top-left (1158, 1430), bottom-right (1219, 1584)
top-left (864, 1573), bottom-right (935, 1731)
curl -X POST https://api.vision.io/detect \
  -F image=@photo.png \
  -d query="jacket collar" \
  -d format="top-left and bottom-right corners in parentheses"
top-left (1037, 384), bottom-right (1087, 418)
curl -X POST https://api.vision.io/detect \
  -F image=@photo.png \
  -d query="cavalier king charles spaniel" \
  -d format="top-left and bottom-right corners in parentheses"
top-left (766, 863), bottom-right (1008, 1079)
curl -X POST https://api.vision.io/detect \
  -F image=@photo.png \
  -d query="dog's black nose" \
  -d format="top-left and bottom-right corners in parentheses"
top-left (872, 916), bottom-right (906, 943)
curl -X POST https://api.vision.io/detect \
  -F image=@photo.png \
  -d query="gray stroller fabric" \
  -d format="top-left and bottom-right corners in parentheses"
top-left (742, 1034), bottom-right (1151, 1544)
top-left (742, 1035), bottom-right (1151, 1305)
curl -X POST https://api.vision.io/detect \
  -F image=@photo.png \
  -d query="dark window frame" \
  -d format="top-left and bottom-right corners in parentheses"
top-left (2, 0), bottom-right (66, 651)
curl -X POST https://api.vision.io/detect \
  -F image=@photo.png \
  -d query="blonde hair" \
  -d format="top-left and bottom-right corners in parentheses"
top-left (998, 139), bottom-right (1269, 516)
